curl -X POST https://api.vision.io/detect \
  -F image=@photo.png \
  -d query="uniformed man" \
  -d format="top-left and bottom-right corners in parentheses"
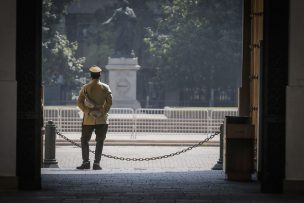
top-left (76, 66), bottom-right (112, 170)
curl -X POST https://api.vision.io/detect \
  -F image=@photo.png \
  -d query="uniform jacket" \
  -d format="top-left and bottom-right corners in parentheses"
top-left (77, 79), bottom-right (112, 125)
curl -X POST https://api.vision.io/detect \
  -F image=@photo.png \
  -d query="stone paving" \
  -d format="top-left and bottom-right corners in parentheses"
top-left (56, 133), bottom-right (220, 146)
top-left (52, 145), bottom-right (219, 171)
top-left (1, 143), bottom-right (304, 202)
top-left (1, 170), bottom-right (304, 203)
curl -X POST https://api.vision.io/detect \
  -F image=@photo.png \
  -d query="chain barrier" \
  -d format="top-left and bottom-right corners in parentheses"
top-left (56, 131), bottom-right (219, 161)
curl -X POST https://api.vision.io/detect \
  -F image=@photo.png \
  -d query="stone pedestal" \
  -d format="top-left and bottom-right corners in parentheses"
top-left (106, 57), bottom-right (141, 109)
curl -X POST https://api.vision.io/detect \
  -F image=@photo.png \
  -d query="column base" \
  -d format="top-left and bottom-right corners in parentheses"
top-left (212, 160), bottom-right (223, 170)
top-left (0, 176), bottom-right (18, 190)
top-left (226, 172), bottom-right (252, 181)
top-left (284, 180), bottom-right (304, 193)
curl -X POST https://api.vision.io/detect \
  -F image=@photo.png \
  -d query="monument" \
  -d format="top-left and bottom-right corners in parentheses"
top-left (106, 57), bottom-right (141, 109)
top-left (103, 0), bottom-right (141, 109)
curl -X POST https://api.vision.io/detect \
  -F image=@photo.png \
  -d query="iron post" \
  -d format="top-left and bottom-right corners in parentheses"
top-left (42, 120), bottom-right (59, 168)
top-left (212, 123), bottom-right (223, 170)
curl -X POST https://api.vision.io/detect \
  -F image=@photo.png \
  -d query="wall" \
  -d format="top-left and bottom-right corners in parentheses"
top-left (285, 0), bottom-right (304, 192)
top-left (0, 0), bottom-right (18, 189)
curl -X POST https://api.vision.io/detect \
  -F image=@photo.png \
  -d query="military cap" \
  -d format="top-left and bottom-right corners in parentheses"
top-left (89, 66), bottom-right (102, 73)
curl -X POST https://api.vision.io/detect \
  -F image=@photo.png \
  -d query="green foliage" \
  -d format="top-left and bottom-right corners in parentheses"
top-left (146, 0), bottom-right (203, 88)
top-left (42, 0), bottom-right (85, 88)
top-left (42, 0), bottom-right (73, 38)
top-left (144, 0), bottom-right (242, 94)
top-left (42, 32), bottom-right (85, 88)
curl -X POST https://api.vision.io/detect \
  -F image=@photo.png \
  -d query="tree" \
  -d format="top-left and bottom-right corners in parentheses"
top-left (144, 0), bottom-right (242, 106)
top-left (42, 32), bottom-right (85, 89)
top-left (42, 0), bottom-right (85, 90)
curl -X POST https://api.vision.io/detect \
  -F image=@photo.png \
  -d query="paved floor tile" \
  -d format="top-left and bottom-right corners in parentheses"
top-left (1, 146), bottom-right (304, 202)
top-left (51, 145), bottom-right (219, 171)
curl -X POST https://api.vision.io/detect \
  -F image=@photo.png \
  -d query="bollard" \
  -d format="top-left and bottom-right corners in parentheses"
top-left (42, 120), bottom-right (59, 168)
top-left (212, 123), bottom-right (224, 170)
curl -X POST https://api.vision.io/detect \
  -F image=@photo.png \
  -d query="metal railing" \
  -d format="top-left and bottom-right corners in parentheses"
top-left (43, 106), bottom-right (238, 137)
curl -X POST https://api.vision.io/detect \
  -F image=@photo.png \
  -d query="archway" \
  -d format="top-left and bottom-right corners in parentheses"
top-left (15, 0), bottom-right (289, 193)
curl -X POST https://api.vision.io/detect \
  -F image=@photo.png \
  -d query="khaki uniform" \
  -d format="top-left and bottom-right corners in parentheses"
top-left (77, 79), bottom-right (112, 163)
top-left (77, 79), bottom-right (112, 124)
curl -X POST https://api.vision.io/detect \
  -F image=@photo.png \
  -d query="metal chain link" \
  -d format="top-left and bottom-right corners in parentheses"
top-left (56, 131), bottom-right (219, 161)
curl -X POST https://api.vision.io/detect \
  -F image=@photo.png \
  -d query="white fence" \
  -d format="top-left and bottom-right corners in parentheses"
top-left (43, 106), bottom-right (238, 136)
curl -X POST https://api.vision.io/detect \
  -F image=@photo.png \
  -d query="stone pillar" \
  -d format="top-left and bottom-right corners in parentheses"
top-left (16, 0), bottom-right (42, 189)
top-left (106, 57), bottom-right (141, 109)
top-left (260, 0), bottom-right (289, 193)
top-left (285, 0), bottom-right (304, 193)
top-left (0, 0), bottom-right (18, 190)
top-left (238, 0), bottom-right (251, 117)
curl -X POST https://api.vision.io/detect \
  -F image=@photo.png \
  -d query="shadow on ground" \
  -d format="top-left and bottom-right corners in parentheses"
top-left (1, 170), bottom-right (304, 202)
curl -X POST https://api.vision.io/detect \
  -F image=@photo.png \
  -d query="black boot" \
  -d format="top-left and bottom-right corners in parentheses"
top-left (93, 162), bottom-right (102, 170)
top-left (76, 161), bottom-right (90, 170)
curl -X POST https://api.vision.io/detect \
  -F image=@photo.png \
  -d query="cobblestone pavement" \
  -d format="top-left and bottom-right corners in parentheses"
top-left (1, 171), bottom-right (304, 202)
top-left (1, 146), bottom-right (304, 202)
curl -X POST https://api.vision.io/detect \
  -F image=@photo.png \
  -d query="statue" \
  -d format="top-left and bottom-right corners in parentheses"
top-left (102, 0), bottom-right (137, 58)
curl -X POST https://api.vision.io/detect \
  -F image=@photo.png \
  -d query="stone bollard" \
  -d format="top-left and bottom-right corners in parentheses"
top-left (42, 120), bottom-right (59, 168)
top-left (212, 123), bottom-right (224, 170)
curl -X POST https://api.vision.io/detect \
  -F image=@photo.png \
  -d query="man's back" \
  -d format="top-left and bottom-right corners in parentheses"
top-left (77, 79), bottom-right (112, 125)
top-left (84, 80), bottom-right (110, 106)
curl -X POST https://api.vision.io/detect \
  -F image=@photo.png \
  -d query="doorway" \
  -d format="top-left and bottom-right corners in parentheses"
top-left (16, 0), bottom-right (289, 193)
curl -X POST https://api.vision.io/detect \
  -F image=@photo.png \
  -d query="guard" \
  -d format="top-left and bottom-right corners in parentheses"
top-left (76, 66), bottom-right (112, 170)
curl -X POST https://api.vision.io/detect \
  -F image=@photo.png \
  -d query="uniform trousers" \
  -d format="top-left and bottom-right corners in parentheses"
top-left (81, 124), bottom-right (108, 163)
